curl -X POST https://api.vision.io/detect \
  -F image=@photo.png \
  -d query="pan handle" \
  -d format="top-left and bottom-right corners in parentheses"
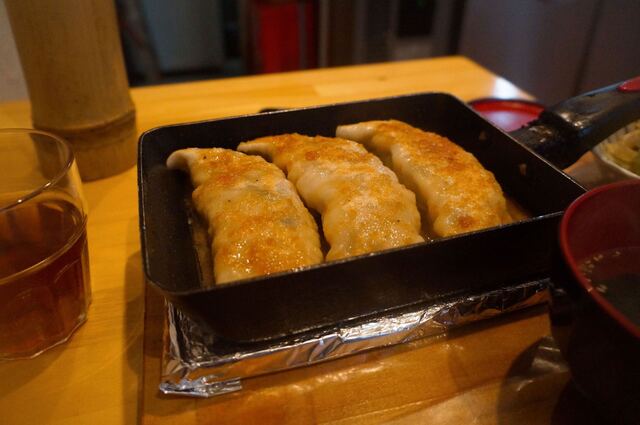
top-left (510, 76), bottom-right (640, 169)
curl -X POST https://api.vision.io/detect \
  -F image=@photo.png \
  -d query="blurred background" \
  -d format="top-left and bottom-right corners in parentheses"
top-left (1, 0), bottom-right (639, 105)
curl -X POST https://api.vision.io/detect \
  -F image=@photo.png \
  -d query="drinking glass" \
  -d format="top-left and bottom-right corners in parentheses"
top-left (0, 129), bottom-right (91, 359)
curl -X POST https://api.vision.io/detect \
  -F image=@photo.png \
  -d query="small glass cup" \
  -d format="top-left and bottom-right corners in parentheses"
top-left (0, 129), bottom-right (91, 359)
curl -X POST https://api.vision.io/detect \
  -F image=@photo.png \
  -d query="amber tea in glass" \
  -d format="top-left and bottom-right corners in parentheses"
top-left (0, 129), bottom-right (90, 359)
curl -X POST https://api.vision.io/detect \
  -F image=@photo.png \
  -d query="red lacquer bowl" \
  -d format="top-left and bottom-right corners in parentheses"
top-left (550, 180), bottom-right (640, 424)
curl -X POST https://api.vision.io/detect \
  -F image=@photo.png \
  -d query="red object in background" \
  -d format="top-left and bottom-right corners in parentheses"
top-left (252, 0), bottom-right (316, 74)
top-left (618, 76), bottom-right (640, 92)
top-left (469, 98), bottom-right (544, 132)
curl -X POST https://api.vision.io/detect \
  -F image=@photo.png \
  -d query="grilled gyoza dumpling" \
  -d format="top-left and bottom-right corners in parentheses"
top-left (237, 134), bottom-right (424, 261)
top-left (337, 120), bottom-right (512, 237)
top-left (166, 148), bottom-right (323, 284)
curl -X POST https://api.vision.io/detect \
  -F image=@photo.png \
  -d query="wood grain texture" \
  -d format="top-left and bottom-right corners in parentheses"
top-left (0, 57), bottom-right (576, 424)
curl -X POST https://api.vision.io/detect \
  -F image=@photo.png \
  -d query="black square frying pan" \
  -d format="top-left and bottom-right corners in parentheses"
top-left (138, 78), bottom-right (640, 343)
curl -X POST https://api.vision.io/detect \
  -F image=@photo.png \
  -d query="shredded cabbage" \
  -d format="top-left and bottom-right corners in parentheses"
top-left (604, 128), bottom-right (640, 175)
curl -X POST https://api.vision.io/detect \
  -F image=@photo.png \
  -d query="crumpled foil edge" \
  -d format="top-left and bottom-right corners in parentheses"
top-left (159, 279), bottom-right (549, 397)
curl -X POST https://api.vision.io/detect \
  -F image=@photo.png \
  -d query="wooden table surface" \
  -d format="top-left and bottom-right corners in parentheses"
top-left (0, 56), bottom-right (594, 424)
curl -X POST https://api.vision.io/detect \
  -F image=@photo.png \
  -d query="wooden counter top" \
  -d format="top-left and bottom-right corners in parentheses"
top-left (0, 57), bottom-right (581, 424)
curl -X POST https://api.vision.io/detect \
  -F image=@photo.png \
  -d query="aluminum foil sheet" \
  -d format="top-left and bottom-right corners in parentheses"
top-left (159, 279), bottom-right (549, 397)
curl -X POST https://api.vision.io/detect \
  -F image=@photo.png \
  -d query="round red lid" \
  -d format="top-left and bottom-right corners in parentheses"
top-left (469, 98), bottom-right (544, 132)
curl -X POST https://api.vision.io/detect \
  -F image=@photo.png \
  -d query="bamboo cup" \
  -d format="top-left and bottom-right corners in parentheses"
top-left (5, 0), bottom-right (137, 181)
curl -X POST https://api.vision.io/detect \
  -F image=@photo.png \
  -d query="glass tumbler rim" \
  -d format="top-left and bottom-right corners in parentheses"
top-left (0, 128), bottom-right (75, 213)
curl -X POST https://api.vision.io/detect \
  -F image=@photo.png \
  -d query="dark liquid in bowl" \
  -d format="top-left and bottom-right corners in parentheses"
top-left (579, 246), bottom-right (640, 327)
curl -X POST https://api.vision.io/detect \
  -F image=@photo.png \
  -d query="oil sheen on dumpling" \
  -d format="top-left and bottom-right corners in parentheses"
top-left (337, 120), bottom-right (512, 237)
top-left (237, 134), bottom-right (424, 261)
top-left (166, 148), bottom-right (323, 284)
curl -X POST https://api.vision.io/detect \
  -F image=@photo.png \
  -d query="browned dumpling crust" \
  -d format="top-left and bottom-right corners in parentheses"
top-left (237, 134), bottom-right (424, 261)
top-left (166, 148), bottom-right (323, 284)
top-left (337, 120), bottom-right (512, 237)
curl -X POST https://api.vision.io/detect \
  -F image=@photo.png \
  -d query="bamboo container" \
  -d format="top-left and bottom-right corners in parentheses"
top-left (5, 0), bottom-right (137, 181)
